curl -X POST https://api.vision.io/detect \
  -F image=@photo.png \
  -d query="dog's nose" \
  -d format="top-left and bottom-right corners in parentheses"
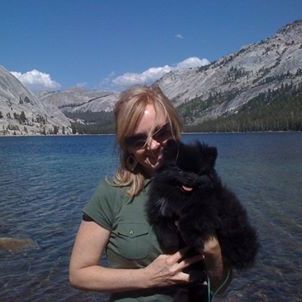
top-left (182, 173), bottom-right (199, 186)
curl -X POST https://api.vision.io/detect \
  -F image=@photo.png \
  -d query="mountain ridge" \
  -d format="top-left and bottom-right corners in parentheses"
top-left (155, 19), bottom-right (302, 129)
top-left (0, 65), bottom-right (72, 135)
top-left (0, 20), bottom-right (301, 135)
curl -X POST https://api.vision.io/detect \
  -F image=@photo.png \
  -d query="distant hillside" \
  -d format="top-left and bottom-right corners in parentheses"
top-left (39, 88), bottom-right (119, 135)
top-left (0, 66), bottom-right (72, 135)
top-left (156, 20), bottom-right (302, 132)
top-left (39, 88), bottom-right (119, 114)
top-left (1, 20), bottom-right (301, 135)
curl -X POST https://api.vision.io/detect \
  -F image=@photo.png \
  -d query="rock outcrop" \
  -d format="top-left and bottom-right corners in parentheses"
top-left (0, 65), bottom-right (72, 135)
top-left (0, 237), bottom-right (38, 253)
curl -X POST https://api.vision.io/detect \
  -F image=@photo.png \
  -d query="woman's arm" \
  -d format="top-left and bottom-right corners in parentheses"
top-left (203, 236), bottom-right (232, 295)
top-left (69, 220), bottom-right (204, 292)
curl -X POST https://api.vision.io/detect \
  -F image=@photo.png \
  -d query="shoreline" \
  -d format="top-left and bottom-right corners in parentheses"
top-left (0, 130), bottom-right (301, 138)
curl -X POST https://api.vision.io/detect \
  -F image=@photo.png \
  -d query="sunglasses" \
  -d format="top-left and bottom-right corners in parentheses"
top-left (124, 123), bottom-right (173, 149)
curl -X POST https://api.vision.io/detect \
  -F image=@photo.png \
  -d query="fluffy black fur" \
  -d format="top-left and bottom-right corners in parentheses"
top-left (147, 139), bottom-right (259, 302)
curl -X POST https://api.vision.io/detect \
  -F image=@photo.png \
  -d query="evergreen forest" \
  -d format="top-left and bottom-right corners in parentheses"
top-left (182, 83), bottom-right (302, 132)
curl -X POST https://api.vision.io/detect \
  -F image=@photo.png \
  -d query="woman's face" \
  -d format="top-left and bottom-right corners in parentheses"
top-left (126, 104), bottom-right (172, 177)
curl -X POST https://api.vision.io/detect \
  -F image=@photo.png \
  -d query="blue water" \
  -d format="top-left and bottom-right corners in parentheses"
top-left (0, 133), bottom-right (301, 302)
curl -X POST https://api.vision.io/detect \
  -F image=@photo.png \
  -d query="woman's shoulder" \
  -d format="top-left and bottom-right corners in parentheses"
top-left (99, 177), bottom-right (129, 194)
top-left (83, 178), bottom-right (130, 230)
top-left (91, 177), bottom-right (130, 205)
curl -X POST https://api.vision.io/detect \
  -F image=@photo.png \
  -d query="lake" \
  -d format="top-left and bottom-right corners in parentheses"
top-left (0, 133), bottom-right (301, 302)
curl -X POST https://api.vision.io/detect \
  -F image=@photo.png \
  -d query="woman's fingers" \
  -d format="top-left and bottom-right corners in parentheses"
top-left (167, 248), bottom-right (204, 269)
top-left (167, 249), bottom-right (204, 273)
top-left (169, 253), bottom-right (204, 283)
top-left (167, 249), bottom-right (186, 264)
top-left (177, 254), bottom-right (204, 269)
top-left (173, 271), bottom-right (191, 283)
top-left (145, 250), bottom-right (205, 287)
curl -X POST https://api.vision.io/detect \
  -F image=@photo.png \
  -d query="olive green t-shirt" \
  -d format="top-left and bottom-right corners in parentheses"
top-left (83, 180), bottom-right (175, 302)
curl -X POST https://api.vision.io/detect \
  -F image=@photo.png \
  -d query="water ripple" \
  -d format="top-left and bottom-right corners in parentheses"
top-left (1, 133), bottom-right (301, 302)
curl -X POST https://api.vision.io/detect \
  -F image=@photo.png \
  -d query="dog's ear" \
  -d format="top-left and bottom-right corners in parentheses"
top-left (207, 146), bottom-right (217, 168)
top-left (197, 142), bottom-right (218, 168)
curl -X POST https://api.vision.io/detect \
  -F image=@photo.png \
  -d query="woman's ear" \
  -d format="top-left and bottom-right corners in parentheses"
top-left (125, 152), bottom-right (138, 172)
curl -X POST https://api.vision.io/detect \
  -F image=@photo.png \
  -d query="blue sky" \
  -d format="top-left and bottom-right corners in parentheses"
top-left (1, 0), bottom-right (302, 92)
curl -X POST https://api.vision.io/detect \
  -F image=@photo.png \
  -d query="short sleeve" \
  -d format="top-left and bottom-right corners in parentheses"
top-left (83, 180), bottom-right (122, 231)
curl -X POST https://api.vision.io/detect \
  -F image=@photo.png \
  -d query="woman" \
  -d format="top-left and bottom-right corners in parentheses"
top-left (69, 86), bottom-right (231, 301)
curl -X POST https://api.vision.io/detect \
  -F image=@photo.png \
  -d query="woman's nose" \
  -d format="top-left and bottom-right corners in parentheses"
top-left (147, 137), bottom-right (161, 150)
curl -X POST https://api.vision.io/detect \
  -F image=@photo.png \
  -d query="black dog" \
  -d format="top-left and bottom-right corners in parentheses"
top-left (147, 139), bottom-right (259, 302)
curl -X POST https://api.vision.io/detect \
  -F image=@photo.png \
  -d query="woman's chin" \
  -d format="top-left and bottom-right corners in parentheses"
top-left (145, 155), bottom-right (163, 171)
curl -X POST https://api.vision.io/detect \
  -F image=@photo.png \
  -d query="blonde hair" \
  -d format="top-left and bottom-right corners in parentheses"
top-left (112, 86), bottom-right (182, 196)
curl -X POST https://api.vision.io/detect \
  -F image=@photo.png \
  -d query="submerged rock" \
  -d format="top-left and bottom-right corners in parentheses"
top-left (0, 237), bottom-right (38, 253)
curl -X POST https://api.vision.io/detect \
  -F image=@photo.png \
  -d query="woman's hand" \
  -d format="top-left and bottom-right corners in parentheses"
top-left (70, 221), bottom-right (230, 293)
top-left (142, 249), bottom-right (204, 288)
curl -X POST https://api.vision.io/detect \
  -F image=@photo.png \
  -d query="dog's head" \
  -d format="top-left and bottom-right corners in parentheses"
top-left (163, 139), bottom-right (217, 172)
top-left (158, 139), bottom-right (218, 188)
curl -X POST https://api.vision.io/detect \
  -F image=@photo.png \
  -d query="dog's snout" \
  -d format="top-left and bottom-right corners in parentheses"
top-left (181, 172), bottom-right (199, 187)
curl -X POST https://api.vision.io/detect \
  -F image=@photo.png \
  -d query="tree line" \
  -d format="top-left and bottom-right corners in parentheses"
top-left (65, 111), bottom-right (115, 134)
top-left (183, 82), bottom-right (302, 132)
